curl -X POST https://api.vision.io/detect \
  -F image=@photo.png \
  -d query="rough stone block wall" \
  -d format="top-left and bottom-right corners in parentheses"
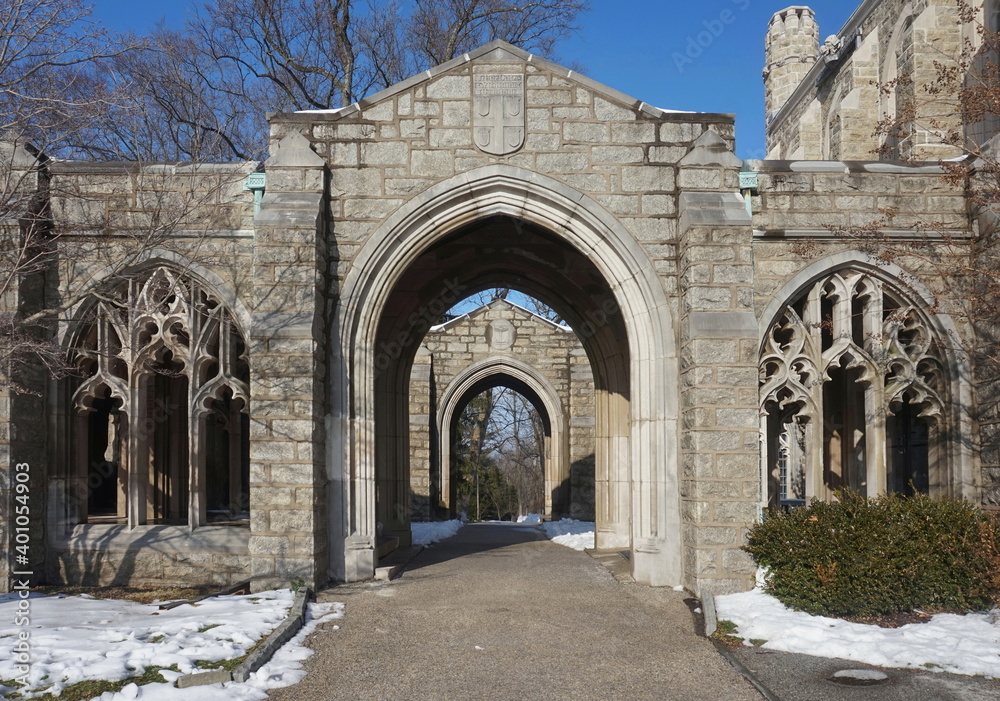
top-left (749, 159), bottom-right (984, 504)
top-left (248, 134), bottom-right (329, 591)
top-left (51, 528), bottom-right (251, 587)
top-left (677, 143), bottom-right (759, 594)
top-left (278, 44), bottom-right (748, 587)
top-left (277, 57), bottom-right (734, 313)
top-left (763, 6), bottom-right (819, 121)
top-left (409, 348), bottom-right (434, 520)
top-left (2, 159), bottom-right (259, 591)
top-left (750, 160), bottom-right (971, 310)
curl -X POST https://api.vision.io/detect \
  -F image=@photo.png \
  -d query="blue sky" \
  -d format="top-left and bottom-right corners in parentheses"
top-left (89, 1), bottom-right (857, 158)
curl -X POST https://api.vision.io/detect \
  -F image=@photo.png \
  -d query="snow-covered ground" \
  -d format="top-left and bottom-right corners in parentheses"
top-left (716, 587), bottom-right (1000, 678)
top-left (0, 589), bottom-right (343, 700)
top-left (540, 518), bottom-right (595, 551)
top-left (410, 519), bottom-right (463, 545)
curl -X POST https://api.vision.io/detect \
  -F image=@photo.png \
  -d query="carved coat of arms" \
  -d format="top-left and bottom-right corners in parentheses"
top-left (473, 74), bottom-right (525, 156)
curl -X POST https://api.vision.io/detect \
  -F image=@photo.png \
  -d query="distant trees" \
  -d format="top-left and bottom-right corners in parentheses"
top-left (454, 386), bottom-right (544, 520)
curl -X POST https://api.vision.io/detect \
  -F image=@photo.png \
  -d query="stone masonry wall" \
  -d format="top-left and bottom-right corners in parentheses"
top-left (272, 42), bottom-right (757, 588)
top-left (0, 144), bottom-right (45, 593)
top-left (748, 159), bottom-right (987, 502)
top-left (5, 159), bottom-right (260, 590)
top-left (763, 6), bottom-right (819, 123)
top-left (677, 133), bottom-right (760, 594)
top-left (273, 47), bottom-right (736, 316)
top-left (247, 134), bottom-right (329, 591)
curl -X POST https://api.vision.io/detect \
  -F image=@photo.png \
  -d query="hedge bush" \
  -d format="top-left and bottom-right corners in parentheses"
top-left (743, 490), bottom-right (1000, 617)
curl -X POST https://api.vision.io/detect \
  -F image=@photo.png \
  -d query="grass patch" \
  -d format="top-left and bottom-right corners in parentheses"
top-left (711, 619), bottom-right (743, 645)
top-left (198, 623), bottom-right (223, 633)
top-left (5, 666), bottom-right (179, 700)
top-left (749, 638), bottom-right (768, 647)
top-left (195, 654), bottom-right (248, 672)
top-left (190, 628), bottom-right (272, 674)
top-left (33, 585), bottom-right (216, 604)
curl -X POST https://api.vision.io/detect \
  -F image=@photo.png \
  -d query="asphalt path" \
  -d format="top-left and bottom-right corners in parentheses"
top-left (268, 522), bottom-right (761, 700)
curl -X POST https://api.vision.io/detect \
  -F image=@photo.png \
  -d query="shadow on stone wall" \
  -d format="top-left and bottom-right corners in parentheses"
top-left (570, 455), bottom-right (595, 521)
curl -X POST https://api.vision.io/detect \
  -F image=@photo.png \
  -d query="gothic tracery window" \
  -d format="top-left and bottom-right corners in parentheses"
top-left (71, 267), bottom-right (250, 528)
top-left (759, 271), bottom-right (946, 508)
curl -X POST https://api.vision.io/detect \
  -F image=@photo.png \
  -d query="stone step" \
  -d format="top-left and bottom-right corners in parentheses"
top-left (375, 545), bottom-right (424, 581)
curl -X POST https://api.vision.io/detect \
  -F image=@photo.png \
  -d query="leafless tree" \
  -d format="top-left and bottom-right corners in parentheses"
top-left (120, 0), bottom-right (589, 161)
top-left (409, 0), bottom-right (588, 67)
top-left (0, 1), bottom-right (253, 391)
top-left (491, 386), bottom-right (544, 516)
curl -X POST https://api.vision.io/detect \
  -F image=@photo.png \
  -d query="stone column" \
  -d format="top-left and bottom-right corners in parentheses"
top-left (677, 131), bottom-right (759, 595)
top-left (248, 131), bottom-right (329, 591)
top-left (408, 346), bottom-right (433, 520)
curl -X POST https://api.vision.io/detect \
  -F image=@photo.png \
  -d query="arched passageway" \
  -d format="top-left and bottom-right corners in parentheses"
top-left (376, 215), bottom-right (629, 545)
top-left (439, 363), bottom-right (566, 521)
top-left (334, 166), bottom-right (680, 587)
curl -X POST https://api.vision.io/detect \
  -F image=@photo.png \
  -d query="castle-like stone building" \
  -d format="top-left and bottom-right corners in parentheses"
top-left (1, 1), bottom-right (996, 596)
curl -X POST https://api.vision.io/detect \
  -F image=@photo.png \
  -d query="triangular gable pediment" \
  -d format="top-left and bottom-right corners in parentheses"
top-left (429, 297), bottom-right (570, 334)
top-left (295, 39), bottom-right (697, 122)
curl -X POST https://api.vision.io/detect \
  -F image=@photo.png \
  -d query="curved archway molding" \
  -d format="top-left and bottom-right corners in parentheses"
top-left (437, 356), bottom-right (568, 521)
top-left (331, 164), bottom-right (681, 587)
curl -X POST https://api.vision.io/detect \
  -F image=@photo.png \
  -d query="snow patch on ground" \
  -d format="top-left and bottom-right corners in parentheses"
top-left (0, 591), bottom-right (344, 699)
top-left (516, 514), bottom-right (541, 524)
top-left (715, 588), bottom-right (1000, 678)
top-left (411, 519), bottom-right (463, 546)
top-left (540, 519), bottom-right (595, 551)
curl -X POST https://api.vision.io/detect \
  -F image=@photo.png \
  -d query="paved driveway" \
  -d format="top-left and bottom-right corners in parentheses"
top-left (268, 522), bottom-right (760, 700)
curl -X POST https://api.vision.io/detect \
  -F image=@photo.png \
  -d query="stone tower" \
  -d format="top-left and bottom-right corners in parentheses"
top-left (763, 6), bottom-right (819, 121)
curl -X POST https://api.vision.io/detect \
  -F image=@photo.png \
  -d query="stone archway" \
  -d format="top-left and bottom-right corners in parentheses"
top-left (333, 165), bottom-right (681, 587)
top-left (437, 357), bottom-right (569, 521)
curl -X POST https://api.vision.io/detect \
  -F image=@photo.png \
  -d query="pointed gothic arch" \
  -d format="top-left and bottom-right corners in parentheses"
top-left (60, 264), bottom-right (251, 531)
top-left (437, 356), bottom-right (569, 521)
top-left (759, 253), bottom-right (976, 509)
top-left (333, 164), bottom-right (681, 586)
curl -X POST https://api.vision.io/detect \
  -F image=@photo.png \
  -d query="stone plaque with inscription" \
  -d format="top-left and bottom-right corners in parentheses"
top-left (473, 74), bottom-right (525, 156)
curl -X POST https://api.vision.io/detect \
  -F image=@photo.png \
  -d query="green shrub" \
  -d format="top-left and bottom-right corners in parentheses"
top-left (743, 490), bottom-right (1000, 617)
